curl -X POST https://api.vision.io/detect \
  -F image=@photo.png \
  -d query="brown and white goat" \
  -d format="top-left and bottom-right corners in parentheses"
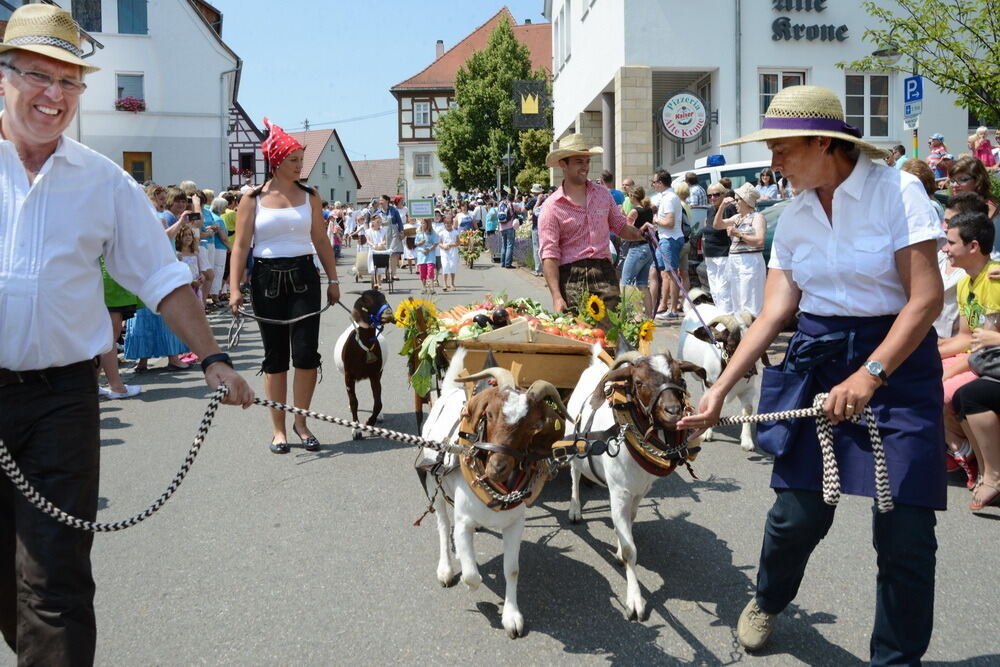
top-left (564, 348), bottom-right (706, 621)
top-left (333, 290), bottom-right (395, 438)
top-left (420, 356), bottom-right (568, 638)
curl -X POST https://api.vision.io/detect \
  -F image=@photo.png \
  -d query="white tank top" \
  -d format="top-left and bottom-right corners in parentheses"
top-left (252, 194), bottom-right (315, 258)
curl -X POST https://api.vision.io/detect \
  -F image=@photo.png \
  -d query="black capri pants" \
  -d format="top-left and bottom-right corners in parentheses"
top-left (250, 255), bottom-right (322, 374)
top-left (952, 377), bottom-right (1000, 419)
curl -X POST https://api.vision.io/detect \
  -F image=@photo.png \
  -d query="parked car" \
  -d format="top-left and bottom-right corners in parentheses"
top-left (671, 160), bottom-right (779, 193)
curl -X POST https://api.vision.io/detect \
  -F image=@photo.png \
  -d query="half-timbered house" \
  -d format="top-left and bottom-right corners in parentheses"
top-left (390, 7), bottom-right (550, 198)
top-left (227, 101), bottom-right (265, 189)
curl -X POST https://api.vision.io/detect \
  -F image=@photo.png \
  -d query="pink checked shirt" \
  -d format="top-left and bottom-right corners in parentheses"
top-left (538, 181), bottom-right (628, 265)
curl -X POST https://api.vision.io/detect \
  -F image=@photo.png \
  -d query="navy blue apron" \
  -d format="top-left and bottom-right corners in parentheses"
top-left (757, 313), bottom-right (947, 510)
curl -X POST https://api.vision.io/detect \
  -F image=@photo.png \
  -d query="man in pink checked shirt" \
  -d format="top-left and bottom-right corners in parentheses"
top-left (538, 134), bottom-right (653, 315)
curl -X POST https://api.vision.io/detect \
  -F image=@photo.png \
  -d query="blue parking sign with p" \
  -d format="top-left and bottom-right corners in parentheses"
top-left (904, 76), bottom-right (923, 103)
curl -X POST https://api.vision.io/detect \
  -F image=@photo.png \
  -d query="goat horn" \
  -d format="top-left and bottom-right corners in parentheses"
top-left (458, 367), bottom-right (516, 390)
top-left (611, 351), bottom-right (643, 370)
top-left (526, 380), bottom-right (570, 419)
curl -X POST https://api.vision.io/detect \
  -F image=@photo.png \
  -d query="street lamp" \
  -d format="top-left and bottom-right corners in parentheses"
top-left (500, 143), bottom-right (515, 193)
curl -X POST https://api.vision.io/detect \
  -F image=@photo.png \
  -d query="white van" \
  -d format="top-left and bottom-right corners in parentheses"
top-left (671, 158), bottom-right (775, 191)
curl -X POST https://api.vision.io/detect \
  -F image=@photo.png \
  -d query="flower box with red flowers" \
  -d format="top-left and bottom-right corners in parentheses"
top-left (114, 96), bottom-right (146, 113)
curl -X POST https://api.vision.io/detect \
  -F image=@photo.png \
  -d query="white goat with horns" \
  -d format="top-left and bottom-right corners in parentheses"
top-left (564, 347), bottom-right (706, 621)
top-left (417, 349), bottom-right (569, 638)
top-left (676, 305), bottom-right (764, 452)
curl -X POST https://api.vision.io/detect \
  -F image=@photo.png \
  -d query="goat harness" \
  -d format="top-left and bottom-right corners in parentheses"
top-left (605, 381), bottom-right (701, 478)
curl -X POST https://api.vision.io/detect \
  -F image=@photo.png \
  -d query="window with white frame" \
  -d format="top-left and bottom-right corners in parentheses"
top-left (759, 70), bottom-right (805, 121)
top-left (553, 11), bottom-right (562, 69)
top-left (414, 153), bottom-right (432, 178)
top-left (562, 1), bottom-right (572, 63)
top-left (116, 73), bottom-right (144, 100)
top-left (672, 138), bottom-right (684, 163)
top-left (117, 0), bottom-right (147, 35)
top-left (338, 165), bottom-right (343, 177)
top-left (845, 73), bottom-right (889, 138)
top-left (72, 0), bottom-right (102, 32)
top-left (413, 101), bottom-right (430, 126)
top-left (322, 162), bottom-right (326, 174)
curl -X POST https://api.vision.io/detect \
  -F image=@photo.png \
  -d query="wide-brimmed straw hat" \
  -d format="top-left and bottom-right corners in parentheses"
top-left (0, 4), bottom-right (99, 74)
top-left (722, 85), bottom-right (885, 159)
top-left (545, 134), bottom-right (603, 168)
top-left (733, 182), bottom-right (761, 206)
top-left (530, 183), bottom-right (544, 194)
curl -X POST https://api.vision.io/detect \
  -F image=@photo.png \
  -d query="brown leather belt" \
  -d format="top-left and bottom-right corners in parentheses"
top-left (0, 359), bottom-right (96, 388)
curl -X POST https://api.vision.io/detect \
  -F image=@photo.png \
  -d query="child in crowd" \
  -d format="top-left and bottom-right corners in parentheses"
top-left (414, 218), bottom-right (439, 294)
top-left (438, 214), bottom-right (460, 291)
top-left (176, 225), bottom-right (206, 304)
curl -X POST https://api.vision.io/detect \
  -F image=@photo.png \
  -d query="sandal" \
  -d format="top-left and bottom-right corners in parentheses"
top-left (293, 425), bottom-right (321, 452)
top-left (969, 480), bottom-right (1000, 511)
top-left (269, 438), bottom-right (290, 455)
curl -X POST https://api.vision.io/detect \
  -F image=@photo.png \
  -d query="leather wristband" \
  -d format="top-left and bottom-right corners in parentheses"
top-left (200, 352), bottom-right (233, 374)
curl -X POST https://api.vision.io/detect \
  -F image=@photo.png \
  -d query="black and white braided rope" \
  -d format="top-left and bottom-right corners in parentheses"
top-left (0, 386), bottom-right (227, 532)
top-left (717, 392), bottom-right (894, 513)
top-left (0, 387), bottom-right (470, 533)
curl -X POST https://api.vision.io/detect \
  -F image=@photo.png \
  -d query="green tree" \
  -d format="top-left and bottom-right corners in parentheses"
top-left (515, 128), bottom-right (552, 192)
top-left (842, 1), bottom-right (1000, 125)
top-left (436, 16), bottom-right (549, 191)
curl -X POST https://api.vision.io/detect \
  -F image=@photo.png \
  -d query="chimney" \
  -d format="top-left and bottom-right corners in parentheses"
top-left (524, 19), bottom-right (531, 24)
top-left (435, 39), bottom-right (444, 59)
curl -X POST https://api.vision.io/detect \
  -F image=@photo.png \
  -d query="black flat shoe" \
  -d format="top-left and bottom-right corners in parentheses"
top-left (293, 426), bottom-right (321, 452)
top-left (270, 439), bottom-right (290, 454)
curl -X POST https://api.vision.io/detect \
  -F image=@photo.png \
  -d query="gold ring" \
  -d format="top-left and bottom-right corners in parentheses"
top-left (846, 404), bottom-right (855, 410)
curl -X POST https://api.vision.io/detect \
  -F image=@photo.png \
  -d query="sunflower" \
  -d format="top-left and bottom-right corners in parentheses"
top-left (395, 300), bottom-right (413, 327)
top-left (415, 299), bottom-right (437, 318)
top-left (639, 320), bottom-right (655, 342)
top-left (586, 295), bottom-right (606, 321)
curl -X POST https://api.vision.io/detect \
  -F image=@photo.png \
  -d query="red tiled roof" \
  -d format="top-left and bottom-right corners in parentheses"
top-left (288, 128), bottom-right (361, 189)
top-left (391, 7), bottom-right (550, 92)
top-left (354, 159), bottom-right (401, 205)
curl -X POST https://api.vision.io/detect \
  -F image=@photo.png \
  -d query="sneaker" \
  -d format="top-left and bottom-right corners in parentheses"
top-left (955, 454), bottom-right (979, 490)
top-left (99, 385), bottom-right (141, 400)
top-left (737, 598), bottom-right (775, 652)
top-left (654, 310), bottom-right (675, 321)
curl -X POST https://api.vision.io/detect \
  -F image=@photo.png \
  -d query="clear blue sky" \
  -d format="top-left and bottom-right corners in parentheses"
top-left (212, 0), bottom-right (548, 161)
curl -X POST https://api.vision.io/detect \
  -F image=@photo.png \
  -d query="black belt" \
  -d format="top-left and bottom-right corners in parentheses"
top-left (0, 359), bottom-right (96, 388)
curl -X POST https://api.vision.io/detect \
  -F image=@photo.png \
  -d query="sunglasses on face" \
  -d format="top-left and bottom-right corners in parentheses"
top-left (951, 176), bottom-right (974, 185)
top-left (707, 192), bottom-right (723, 198)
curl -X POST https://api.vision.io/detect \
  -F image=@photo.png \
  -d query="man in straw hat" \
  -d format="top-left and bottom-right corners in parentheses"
top-left (537, 134), bottom-right (653, 315)
top-left (0, 5), bottom-right (253, 664)
top-left (678, 85), bottom-right (945, 664)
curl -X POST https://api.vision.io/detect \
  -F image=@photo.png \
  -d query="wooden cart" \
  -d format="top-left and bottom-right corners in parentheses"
top-left (440, 321), bottom-right (615, 390)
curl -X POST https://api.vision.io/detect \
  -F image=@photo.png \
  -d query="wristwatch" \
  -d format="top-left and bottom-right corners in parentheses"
top-left (864, 360), bottom-right (888, 386)
top-left (328, 279), bottom-right (340, 285)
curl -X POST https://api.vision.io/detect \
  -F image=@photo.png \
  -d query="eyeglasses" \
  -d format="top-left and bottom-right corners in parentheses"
top-left (0, 63), bottom-right (87, 95)
top-left (950, 176), bottom-right (975, 185)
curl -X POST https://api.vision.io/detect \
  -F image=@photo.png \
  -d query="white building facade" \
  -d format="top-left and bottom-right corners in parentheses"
top-left (65, 0), bottom-right (239, 189)
top-left (543, 0), bottom-right (969, 184)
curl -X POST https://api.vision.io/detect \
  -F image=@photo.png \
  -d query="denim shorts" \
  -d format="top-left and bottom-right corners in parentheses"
top-left (657, 236), bottom-right (684, 270)
top-left (620, 243), bottom-right (654, 287)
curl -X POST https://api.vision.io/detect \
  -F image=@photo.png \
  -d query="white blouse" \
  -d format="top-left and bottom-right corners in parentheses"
top-left (768, 157), bottom-right (943, 317)
top-left (0, 133), bottom-right (192, 371)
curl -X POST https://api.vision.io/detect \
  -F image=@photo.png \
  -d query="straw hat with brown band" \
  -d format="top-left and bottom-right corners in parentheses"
top-left (545, 133), bottom-right (604, 168)
top-left (722, 85), bottom-right (886, 159)
top-left (0, 4), bottom-right (99, 74)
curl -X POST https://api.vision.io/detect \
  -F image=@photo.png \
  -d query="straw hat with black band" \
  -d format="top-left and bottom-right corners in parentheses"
top-left (0, 4), bottom-right (99, 74)
top-left (723, 85), bottom-right (885, 159)
top-left (545, 134), bottom-right (603, 168)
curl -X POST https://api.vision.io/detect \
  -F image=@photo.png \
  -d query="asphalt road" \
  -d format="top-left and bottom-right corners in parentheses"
top-left (13, 245), bottom-right (997, 666)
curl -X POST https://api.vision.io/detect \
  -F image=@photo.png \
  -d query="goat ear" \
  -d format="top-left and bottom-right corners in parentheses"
top-left (676, 360), bottom-right (711, 388)
top-left (692, 325), bottom-right (723, 344)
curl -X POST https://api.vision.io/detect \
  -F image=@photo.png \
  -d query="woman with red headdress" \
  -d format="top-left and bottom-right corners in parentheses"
top-left (229, 118), bottom-right (340, 454)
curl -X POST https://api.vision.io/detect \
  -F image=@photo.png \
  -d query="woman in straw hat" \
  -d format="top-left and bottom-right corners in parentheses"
top-left (537, 134), bottom-right (651, 315)
top-left (678, 85), bottom-right (945, 664)
top-left (713, 182), bottom-right (766, 316)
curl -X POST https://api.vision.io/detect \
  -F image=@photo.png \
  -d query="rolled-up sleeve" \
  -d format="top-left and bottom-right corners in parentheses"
top-left (103, 177), bottom-right (192, 312)
top-left (538, 204), bottom-right (561, 263)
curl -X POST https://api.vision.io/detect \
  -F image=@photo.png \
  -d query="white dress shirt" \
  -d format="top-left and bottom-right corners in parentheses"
top-left (0, 132), bottom-right (192, 370)
top-left (768, 157), bottom-right (943, 317)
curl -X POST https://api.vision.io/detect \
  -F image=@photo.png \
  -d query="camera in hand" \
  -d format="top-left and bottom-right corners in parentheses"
top-left (188, 212), bottom-right (202, 221)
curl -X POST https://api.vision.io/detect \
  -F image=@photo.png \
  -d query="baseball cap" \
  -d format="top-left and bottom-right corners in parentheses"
top-left (931, 133), bottom-right (945, 140)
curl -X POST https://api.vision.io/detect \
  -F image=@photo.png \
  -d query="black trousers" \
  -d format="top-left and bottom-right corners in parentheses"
top-left (250, 255), bottom-right (322, 374)
top-left (1, 362), bottom-right (100, 667)
top-left (755, 489), bottom-right (937, 667)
